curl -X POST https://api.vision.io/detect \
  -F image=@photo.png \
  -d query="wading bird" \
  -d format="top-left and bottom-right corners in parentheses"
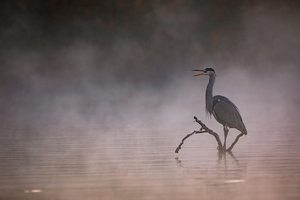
top-left (193, 68), bottom-right (247, 151)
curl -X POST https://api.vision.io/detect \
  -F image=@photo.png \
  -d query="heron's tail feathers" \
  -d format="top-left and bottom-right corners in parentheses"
top-left (242, 126), bottom-right (247, 135)
top-left (238, 123), bottom-right (247, 135)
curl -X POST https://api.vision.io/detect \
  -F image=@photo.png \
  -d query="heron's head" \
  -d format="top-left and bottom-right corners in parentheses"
top-left (192, 67), bottom-right (215, 77)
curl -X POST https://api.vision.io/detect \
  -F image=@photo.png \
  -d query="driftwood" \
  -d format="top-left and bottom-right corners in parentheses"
top-left (175, 116), bottom-right (244, 153)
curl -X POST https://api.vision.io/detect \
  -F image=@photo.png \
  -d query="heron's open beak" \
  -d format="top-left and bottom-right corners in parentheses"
top-left (192, 69), bottom-right (207, 76)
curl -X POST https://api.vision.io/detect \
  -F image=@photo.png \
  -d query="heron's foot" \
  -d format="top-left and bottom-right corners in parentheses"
top-left (218, 145), bottom-right (233, 152)
top-left (217, 145), bottom-right (227, 152)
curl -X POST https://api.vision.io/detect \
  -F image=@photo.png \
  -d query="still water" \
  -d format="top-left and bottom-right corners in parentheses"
top-left (0, 113), bottom-right (300, 200)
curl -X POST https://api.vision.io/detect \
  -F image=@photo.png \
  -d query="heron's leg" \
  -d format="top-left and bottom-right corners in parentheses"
top-left (227, 132), bottom-right (244, 152)
top-left (223, 126), bottom-right (229, 150)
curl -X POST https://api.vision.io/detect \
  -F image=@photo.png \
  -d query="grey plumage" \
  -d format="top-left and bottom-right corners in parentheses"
top-left (193, 67), bottom-right (247, 136)
top-left (212, 95), bottom-right (247, 135)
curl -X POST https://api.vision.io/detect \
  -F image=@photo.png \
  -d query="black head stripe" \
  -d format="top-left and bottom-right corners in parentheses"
top-left (205, 68), bottom-right (215, 73)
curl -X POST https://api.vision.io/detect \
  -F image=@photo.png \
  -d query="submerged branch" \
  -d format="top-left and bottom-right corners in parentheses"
top-left (193, 116), bottom-right (223, 149)
top-left (175, 116), bottom-right (246, 153)
top-left (175, 116), bottom-right (223, 153)
top-left (174, 130), bottom-right (206, 153)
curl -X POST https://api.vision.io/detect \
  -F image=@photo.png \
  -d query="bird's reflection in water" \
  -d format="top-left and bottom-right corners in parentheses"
top-left (175, 151), bottom-right (240, 167)
top-left (217, 151), bottom-right (239, 164)
top-left (175, 151), bottom-right (246, 185)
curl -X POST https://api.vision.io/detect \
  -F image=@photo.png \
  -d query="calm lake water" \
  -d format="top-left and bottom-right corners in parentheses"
top-left (0, 112), bottom-right (300, 200)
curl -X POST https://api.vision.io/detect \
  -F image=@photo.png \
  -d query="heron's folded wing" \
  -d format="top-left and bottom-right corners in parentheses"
top-left (212, 96), bottom-right (244, 131)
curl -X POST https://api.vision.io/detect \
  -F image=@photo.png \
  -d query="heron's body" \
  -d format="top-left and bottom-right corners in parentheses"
top-left (212, 95), bottom-right (247, 135)
top-left (193, 67), bottom-right (247, 151)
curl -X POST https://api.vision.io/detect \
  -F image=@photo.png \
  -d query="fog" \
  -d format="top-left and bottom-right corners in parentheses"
top-left (1, 2), bottom-right (299, 132)
top-left (1, 1), bottom-right (300, 199)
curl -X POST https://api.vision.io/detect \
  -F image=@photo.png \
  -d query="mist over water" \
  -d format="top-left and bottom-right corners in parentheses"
top-left (0, 1), bottom-right (300, 199)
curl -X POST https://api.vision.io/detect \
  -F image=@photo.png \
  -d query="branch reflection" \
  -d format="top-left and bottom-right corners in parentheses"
top-left (175, 151), bottom-right (247, 184)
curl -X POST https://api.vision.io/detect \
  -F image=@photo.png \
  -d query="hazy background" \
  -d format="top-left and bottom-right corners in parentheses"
top-left (1, 0), bottom-right (299, 131)
top-left (0, 1), bottom-right (300, 199)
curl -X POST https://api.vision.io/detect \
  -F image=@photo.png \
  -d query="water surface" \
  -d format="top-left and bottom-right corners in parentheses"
top-left (0, 113), bottom-right (299, 200)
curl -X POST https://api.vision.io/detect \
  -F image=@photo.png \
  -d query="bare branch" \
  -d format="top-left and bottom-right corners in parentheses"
top-left (193, 116), bottom-right (223, 149)
top-left (174, 130), bottom-right (204, 153)
top-left (175, 116), bottom-right (223, 153)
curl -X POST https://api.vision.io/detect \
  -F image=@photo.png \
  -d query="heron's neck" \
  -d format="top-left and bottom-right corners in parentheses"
top-left (206, 74), bottom-right (215, 114)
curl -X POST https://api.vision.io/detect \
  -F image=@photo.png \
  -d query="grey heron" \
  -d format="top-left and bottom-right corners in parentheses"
top-left (193, 68), bottom-right (247, 151)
